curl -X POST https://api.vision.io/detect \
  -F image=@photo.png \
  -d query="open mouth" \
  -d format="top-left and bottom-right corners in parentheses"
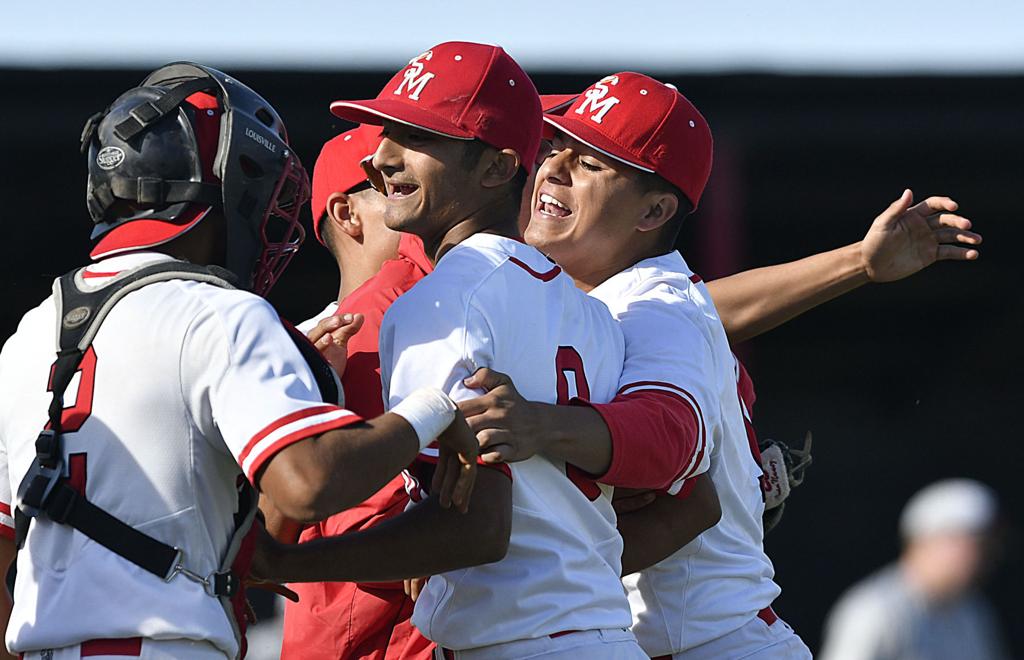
top-left (387, 181), bottom-right (420, 199)
top-left (538, 192), bottom-right (572, 218)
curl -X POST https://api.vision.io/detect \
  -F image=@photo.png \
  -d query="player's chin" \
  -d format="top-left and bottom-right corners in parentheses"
top-left (383, 208), bottom-right (423, 234)
top-left (524, 217), bottom-right (573, 254)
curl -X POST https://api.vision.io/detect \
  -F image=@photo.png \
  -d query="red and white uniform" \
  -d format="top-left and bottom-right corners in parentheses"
top-left (379, 233), bottom-right (636, 654)
top-left (283, 233), bottom-right (434, 660)
top-left (0, 252), bottom-right (361, 659)
top-left (591, 251), bottom-right (804, 659)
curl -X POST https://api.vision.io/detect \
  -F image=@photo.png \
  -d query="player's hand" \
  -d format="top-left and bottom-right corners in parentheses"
top-left (432, 409), bottom-right (478, 514)
top-left (459, 368), bottom-right (548, 464)
top-left (613, 488), bottom-right (657, 515)
top-left (307, 313), bottom-right (364, 377)
top-left (862, 189), bottom-right (982, 282)
top-left (404, 576), bottom-right (429, 602)
top-left (247, 521), bottom-right (300, 602)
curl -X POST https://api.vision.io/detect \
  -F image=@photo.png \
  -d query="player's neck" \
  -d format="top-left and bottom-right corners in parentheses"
top-left (428, 199), bottom-right (520, 264)
top-left (566, 242), bottom-right (667, 293)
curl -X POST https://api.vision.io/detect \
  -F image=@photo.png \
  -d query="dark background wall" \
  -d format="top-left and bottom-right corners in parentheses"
top-left (1, 69), bottom-right (1021, 654)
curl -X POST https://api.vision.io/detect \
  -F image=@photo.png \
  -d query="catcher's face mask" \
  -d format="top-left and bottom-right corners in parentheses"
top-left (83, 62), bottom-right (310, 297)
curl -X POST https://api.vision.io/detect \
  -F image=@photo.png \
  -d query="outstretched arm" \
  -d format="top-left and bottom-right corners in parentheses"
top-left (708, 190), bottom-right (982, 344)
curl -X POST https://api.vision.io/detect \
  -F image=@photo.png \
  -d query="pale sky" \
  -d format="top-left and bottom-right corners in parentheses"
top-left (2, 0), bottom-right (1022, 73)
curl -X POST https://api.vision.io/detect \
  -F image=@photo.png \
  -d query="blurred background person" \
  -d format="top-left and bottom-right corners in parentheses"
top-left (819, 479), bottom-right (1009, 660)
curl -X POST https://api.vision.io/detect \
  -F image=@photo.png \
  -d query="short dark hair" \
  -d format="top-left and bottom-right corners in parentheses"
top-left (460, 139), bottom-right (528, 213)
top-left (637, 171), bottom-right (695, 249)
top-left (318, 212), bottom-right (341, 259)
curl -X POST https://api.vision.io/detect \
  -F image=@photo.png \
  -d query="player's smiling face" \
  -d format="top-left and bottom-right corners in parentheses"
top-left (525, 132), bottom-right (658, 288)
top-left (371, 120), bottom-right (484, 243)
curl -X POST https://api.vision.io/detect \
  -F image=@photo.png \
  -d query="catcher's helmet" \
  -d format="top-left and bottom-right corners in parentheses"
top-left (81, 62), bottom-right (309, 295)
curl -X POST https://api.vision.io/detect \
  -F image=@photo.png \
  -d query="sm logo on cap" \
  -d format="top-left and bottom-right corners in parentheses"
top-left (394, 51), bottom-right (435, 101)
top-left (575, 75), bottom-right (620, 124)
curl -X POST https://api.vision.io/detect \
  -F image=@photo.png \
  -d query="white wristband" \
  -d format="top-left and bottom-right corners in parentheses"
top-left (391, 388), bottom-right (458, 451)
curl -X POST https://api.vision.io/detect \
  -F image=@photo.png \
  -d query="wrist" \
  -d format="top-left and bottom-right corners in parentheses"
top-left (391, 388), bottom-right (458, 451)
top-left (537, 401), bottom-right (571, 451)
top-left (846, 241), bottom-right (873, 286)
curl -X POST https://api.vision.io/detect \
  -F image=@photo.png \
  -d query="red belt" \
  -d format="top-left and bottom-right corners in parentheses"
top-left (650, 609), bottom-right (778, 660)
top-left (18, 637), bottom-right (142, 659)
top-left (81, 638), bottom-right (143, 657)
top-left (757, 606), bottom-right (778, 627)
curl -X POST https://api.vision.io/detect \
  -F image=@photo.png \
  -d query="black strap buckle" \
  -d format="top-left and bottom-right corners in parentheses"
top-left (135, 178), bottom-right (165, 205)
top-left (34, 429), bottom-right (59, 465)
top-left (80, 110), bottom-right (105, 154)
top-left (165, 548), bottom-right (238, 597)
top-left (210, 570), bottom-right (240, 598)
top-left (129, 102), bottom-right (161, 126)
top-left (44, 483), bottom-right (80, 524)
top-left (16, 461), bottom-right (62, 519)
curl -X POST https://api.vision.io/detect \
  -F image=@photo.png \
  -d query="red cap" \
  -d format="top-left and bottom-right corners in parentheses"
top-left (540, 94), bottom-right (578, 141)
top-left (330, 41), bottom-right (542, 173)
top-left (91, 91), bottom-right (221, 259)
top-left (544, 72), bottom-right (713, 208)
top-left (541, 94), bottom-right (578, 115)
top-left (311, 124), bottom-right (382, 244)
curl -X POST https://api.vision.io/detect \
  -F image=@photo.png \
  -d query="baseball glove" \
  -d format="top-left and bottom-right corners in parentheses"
top-left (759, 431), bottom-right (813, 534)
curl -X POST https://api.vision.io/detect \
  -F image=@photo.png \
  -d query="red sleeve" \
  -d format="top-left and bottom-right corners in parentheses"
top-left (582, 388), bottom-right (705, 491)
top-left (0, 502), bottom-right (15, 540)
top-left (735, 358), bottom-right (757, 414)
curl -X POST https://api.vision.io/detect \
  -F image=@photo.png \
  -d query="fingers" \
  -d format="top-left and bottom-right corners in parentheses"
top-left (910, 195), bottom-right (958, 215)
top-left (878, 188), bottom-right (914, 221)
top-left (449, 456), bottom-right (476, 514)
top-left (480, 448), bottom-right (510, 464)
top-left (310, 314), bottom-right (363, 351)
top-left (334, 313), bottom-right (364, 343)
top-left (477, 428), bottom-right (512, 452)
top-left (926, 212), bottom-right (973, 231)
top-left (435, 412), bottom-right (479, 513)
top-left (464, 408), bottom-right (505, 433)
top-left (462, 367), bottom-right (513, 393)
top-left (936, 244), bottom-right (980, 261)
top-left (457, 393), bottom-right (492, 419)
top-left (932, 227), bottom-right (982, 246)
top-left (436, 451), bottom-right (459, 510)
top-left (404, 577), bottom-right (427, 601)
top-left (410, 577), bottom-right (425, 601)
top-left (431, 451), bottom-right (449, 504)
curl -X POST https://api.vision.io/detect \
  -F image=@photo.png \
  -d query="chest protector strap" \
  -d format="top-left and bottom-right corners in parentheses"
top-left (15, 261), bottom-right (248, 596)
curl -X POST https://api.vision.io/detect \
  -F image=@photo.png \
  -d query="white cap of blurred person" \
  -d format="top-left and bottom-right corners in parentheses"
top-left (820, 478), bottom-right (1008, 660)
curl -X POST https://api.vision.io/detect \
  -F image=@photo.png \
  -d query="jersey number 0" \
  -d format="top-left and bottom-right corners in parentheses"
top-left (555, 346), bottom-right (601, 501)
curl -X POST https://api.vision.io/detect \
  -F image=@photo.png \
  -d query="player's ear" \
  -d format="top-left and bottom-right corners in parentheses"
top-left (480, 148), bottom-right (521, 189)
top-left (326, 192), bottom-right (362, 239)
top-left (636, 190), bottom-right (679, 233)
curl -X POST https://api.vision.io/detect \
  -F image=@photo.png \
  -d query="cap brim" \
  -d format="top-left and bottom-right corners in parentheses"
top-left (330, 99), bottom-right (474, 141)
top-left (540, 94), bottom-right (578, 115)
top-left (543, 114), bottom-right (655, 174)
top-left (90, 206), bottom-right (210, 260)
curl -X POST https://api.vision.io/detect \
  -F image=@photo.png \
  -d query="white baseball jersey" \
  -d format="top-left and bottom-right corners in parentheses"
top-left (379, 232), bottom-right (628, 650)
top-left (0, 252), bottom-right (360, 658)
top-left (590, 251), bottom-right (779, 657)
